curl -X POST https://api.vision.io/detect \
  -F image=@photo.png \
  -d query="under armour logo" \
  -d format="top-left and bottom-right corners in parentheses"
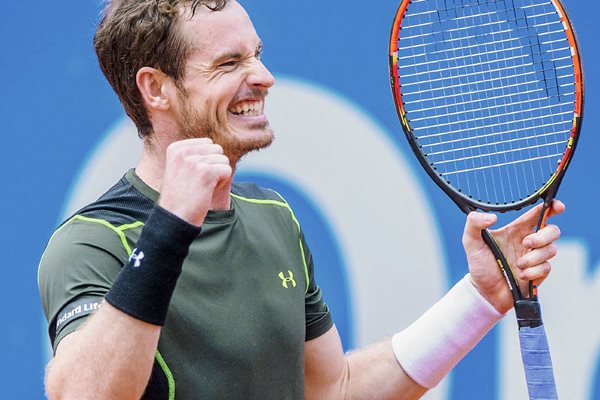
top-left (129, 248), bottom-right (145, 268)
top-left (278, 271), bottom-right (297, 289)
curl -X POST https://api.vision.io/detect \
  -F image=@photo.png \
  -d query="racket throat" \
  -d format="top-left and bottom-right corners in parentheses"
top-left (514, 299), bottom-right (543, 329)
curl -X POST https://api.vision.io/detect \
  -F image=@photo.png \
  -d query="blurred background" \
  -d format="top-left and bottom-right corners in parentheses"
top-left (1, 1), bottom-right (598, 398)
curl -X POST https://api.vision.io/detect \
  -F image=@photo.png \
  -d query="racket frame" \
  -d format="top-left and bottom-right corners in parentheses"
top-left (389, 0), bottom-right (584, 216)
top-left (388, 2), bottom-right (584, 397)
top-left (388, 0), bottom-right (584, 308)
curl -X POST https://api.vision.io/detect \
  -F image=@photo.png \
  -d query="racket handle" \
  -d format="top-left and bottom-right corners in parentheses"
top-left (519, 324), bottom-right (558, 400)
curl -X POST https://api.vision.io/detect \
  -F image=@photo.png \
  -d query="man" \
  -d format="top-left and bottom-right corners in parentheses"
top-left (38, 1), bottom-right (563, 399)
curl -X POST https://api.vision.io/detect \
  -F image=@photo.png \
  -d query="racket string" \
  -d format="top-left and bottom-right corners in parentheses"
top-left (395, 0), bottom-right (575, 205)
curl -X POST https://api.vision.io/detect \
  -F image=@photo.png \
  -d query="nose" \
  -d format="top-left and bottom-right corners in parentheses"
top-left (247, 58), bottom-right (275, 89)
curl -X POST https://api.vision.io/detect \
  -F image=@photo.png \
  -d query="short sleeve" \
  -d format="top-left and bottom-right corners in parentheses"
top-left (301, 231), bottom-right (334, 341)
top-left (38, 217), bottom-right (130, 352)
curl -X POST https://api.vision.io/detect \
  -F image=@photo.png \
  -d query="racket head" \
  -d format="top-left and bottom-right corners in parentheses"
top-left (389, 0), bottom-right (584, 213)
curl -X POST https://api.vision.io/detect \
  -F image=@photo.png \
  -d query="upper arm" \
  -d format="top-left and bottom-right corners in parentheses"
top-left (45, 330), bottom-right (80, 396)
top-left (300, 217), bottom-right (344, 398)
top-left (305, 326), bottom-right (428, 400)
top-left (52, 329), bottom-right (81, 360)
top-left (305, 325), bottom-right (348, 400)
top-left (38, 218), bottom-right (128, 351)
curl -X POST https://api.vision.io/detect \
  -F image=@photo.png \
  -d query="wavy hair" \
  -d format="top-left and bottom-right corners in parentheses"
top-left (94, 0), bottom-right (228, 138)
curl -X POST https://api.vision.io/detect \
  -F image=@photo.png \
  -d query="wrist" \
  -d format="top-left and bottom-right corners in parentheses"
top-left (469, 274), bottom-right (513, 314)
top-left (105, 205), bottom-right (200, 325)
top-left (157, 199), bottom-right (208, 228)
top-left (391, 274), bottom-right (504, 388)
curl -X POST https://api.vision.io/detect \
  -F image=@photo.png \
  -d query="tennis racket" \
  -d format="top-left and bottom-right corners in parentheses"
top-left (388, 0), bottom-right (583, 398)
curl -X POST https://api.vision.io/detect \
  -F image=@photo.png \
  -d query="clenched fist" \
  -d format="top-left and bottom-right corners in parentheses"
top-left (158, 138), bottom-right (232, 227)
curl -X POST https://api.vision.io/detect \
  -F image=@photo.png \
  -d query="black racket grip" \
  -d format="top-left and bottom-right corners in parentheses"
top-left (515, 299), bottom-right (542, 329)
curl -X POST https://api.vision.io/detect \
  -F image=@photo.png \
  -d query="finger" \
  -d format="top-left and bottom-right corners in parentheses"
top-left (516, 243), bottom-right (558, 272)
top-left (547, 200), bottom-right (566, 217)
top-left (167, 139), bottom-right (221, 159)
top-left (177, 144), bottom-right (224, 158)
top-left (463, 212), bottom-right (497, 237)
top-left (186, 154), bottom-right (230, 166)
top-left (192, 159), bottom-right (232, 180)
top-left (169, 138), bottom-right (214, 149)
top-left (523, 224), bottom-right (561, 249)
top-left (505, 202), bottom-right (548, 231)
top-left (214, 165), bottom-right (234, 190)
top-left (516, 261), bottom-right (552, 282)
top-left (512, 200), bottom-right (566, 232)
top-left (211, 163), bottom-right (233, 179)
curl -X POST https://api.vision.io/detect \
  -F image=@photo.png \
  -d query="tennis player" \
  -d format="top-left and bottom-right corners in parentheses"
top-left (38, 1), bottom-right (563, 398)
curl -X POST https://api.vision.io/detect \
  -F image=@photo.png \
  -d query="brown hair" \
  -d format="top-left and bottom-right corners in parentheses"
top-left (94, 0), bottom-right (228, 138)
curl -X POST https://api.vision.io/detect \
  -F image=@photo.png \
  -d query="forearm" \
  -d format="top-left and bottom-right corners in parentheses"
top-left (348, 275), bottom-right (502, 399)
top-left (46, 302), bottom-right (160, 400)
top-left (344, 340), bottom-right (427, 400)
top-left (306, 275), bottom-right (503, 400)
top-left (305, 327), bottom-right (425, 400)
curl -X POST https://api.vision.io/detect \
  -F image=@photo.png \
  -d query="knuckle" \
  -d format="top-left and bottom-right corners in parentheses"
top-left (166, 143), bottom-right (177, 158)
top-left (523, 234), bottom-right (535, 248)
top-left (552, 224), bottom-right (561, 238)
top-left (542, 261), bottom-right (552, 275)
top-left (543, 224), bottom-right (560, 239)
top-left (547, 243), bottom-right (558, 258)
top-left (193, 162), bottom-right (210, 176)
top-left (171, 143), bottom-right (193, 160)
top-left (213, 144), bottom-right (224, 154)
top-left (461, 234), bottom-right (469, 248)
top-left (176, 147), bottom-right (192, 160)
top-left (467, 211), bottom-right (479, 223)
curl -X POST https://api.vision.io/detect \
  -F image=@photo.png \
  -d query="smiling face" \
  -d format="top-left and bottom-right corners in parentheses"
top-left (173, 1), bottom-right (275, 163)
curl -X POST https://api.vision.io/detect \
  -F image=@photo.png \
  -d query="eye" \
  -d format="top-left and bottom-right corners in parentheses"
top-left (219, 60), bottom-right (238, 68)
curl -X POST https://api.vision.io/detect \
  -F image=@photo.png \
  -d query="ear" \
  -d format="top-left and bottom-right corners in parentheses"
top-left (136, 67), bottom-right (175, 111)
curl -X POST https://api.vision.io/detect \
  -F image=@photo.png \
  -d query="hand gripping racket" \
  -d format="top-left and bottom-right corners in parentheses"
top-left (388, 0), bottom-right (584, 398)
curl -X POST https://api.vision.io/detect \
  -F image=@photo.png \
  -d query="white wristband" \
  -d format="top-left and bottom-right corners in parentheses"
top-left (391, 274), bottom-right (504, 388)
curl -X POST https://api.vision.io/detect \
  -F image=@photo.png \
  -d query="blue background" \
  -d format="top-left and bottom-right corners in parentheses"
top-left (1, 1), bottom-right (597, 398)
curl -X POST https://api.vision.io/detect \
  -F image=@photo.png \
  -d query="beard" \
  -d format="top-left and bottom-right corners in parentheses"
top-left (176, 86), bottom-right (274, 165)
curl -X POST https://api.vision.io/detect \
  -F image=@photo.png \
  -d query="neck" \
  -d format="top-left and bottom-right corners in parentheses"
top-left (136, 138), bottom-right (234, 211)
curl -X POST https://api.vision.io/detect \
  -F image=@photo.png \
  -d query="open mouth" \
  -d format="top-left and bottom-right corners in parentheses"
top-left (228, 100), bottom-right (264, 117)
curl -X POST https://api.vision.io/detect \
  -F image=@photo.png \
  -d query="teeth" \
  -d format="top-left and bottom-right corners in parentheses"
top-left (230, 100), bottom-right (263, 116)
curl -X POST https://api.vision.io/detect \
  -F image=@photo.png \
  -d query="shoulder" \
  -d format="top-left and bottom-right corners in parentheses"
top-left (231, 183), bottom-right (302, 232)
top-left (231, 182), bottom-right (287, 203)
top-left (39, 173), bottom-right (153, 284)
top-left (44, 174), bottom-right (152, 257)
top-left (69, 173), bottom-right (154, 227)
top-left (42, 215), bottom-right (134, 263)
top-left (231, 183), bottom-right (296, 219)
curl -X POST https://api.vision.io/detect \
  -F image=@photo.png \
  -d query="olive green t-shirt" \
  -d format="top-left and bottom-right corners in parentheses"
top-left (38, 170), bottom-right (333, 399)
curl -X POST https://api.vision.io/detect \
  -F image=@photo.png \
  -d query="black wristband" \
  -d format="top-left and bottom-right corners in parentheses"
top-left (105, 205), bottom-right (201, 325)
